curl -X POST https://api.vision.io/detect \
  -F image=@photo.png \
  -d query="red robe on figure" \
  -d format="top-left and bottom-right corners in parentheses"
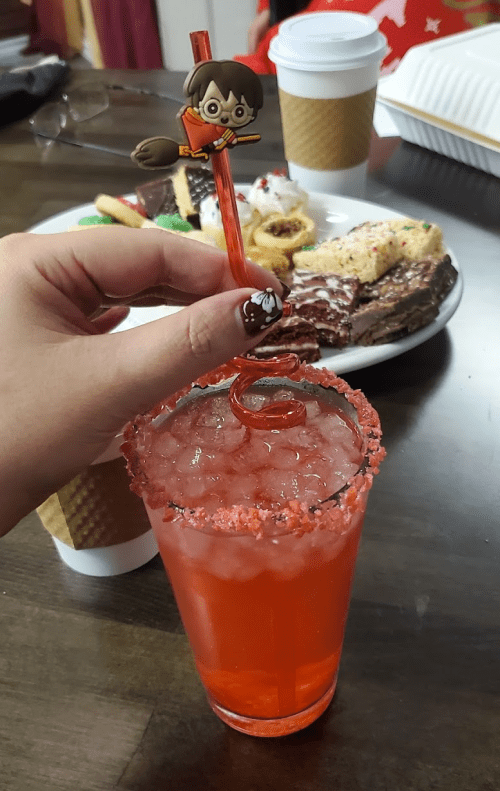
top-left (181, 106), bottom-right (237, 152)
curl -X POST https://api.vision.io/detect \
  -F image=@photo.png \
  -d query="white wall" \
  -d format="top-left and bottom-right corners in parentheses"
top-left (156, 0), bottom-right (257, 71)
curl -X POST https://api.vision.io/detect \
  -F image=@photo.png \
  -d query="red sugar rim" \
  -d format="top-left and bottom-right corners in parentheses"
top-left (121, 363), bottom-right (385, 537)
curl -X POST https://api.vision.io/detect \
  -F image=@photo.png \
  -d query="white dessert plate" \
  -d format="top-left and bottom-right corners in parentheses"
top-left (29, 189), bottom-right (463, 374)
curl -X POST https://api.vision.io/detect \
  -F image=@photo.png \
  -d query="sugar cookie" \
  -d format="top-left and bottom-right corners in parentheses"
top-left (94, 194), bottom-right (146, 228)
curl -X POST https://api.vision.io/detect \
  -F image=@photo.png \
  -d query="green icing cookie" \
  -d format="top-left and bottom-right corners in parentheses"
top-left (155, 213), bottom-right (193, 232)
top-left (78, 215), bottom-right (114, 225)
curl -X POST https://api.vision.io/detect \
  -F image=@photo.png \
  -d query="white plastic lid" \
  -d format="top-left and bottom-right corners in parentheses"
top-left (269, 12), bottom-right (387, 72)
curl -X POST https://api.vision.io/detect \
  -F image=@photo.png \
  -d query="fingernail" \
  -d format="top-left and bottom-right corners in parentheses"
top-left (238, 288), bottom-right (283, 336)
top-left (278, 279), bottom-right (291, 301)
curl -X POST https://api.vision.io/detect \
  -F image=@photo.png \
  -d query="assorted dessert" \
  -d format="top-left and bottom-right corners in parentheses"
top-left (259, 218), bottom-right (458, 361)
top-left (71, 165), bottom-right (458, 360)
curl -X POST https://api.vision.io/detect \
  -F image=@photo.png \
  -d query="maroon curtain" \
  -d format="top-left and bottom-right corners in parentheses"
top-left (90, 0), bottom-right (163, 69)
top-left (25, 0), bottom-right (80, 60)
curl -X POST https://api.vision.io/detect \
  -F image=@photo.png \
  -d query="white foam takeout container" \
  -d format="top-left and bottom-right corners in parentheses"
top-left (376, 24), bottom-right (500, 177)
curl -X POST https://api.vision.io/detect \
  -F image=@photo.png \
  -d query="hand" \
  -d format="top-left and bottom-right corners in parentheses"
top-left (248, 9), bottom-right (271, 53)
top-left (0, 228), bottom-right (286, 534)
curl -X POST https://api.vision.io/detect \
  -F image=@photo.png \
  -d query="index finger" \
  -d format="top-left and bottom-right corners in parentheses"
top-left (24, 226), bottom-right (282, 311)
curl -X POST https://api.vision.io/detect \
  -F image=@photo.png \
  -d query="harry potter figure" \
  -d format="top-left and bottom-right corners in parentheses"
top-left (132, 60), bottom-right (264, 169)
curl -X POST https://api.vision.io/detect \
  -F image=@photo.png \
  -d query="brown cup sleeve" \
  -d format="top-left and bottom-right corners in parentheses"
top-left (278, 87), bottom-right (377, 170)
top-left (36, 457), bottom-right (151, 549)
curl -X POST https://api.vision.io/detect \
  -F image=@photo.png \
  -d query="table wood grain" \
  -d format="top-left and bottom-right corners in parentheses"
top-left (1, 68), bottom-right (499, 791)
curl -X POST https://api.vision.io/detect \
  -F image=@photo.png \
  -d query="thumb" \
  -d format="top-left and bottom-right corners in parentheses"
top-left (104, 286), bottom-right (284, 419)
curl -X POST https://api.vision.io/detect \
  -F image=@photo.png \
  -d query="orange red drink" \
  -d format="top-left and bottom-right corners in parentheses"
top-left (122, 362), bottom-right (384, 736)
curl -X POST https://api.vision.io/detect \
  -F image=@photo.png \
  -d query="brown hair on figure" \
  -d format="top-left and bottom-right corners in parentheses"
top-left (185, 60), bottom-right (264, 117)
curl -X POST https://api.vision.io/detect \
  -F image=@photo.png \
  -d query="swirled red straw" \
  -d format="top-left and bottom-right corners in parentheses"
top-left (189, 31), bottom-right (306, 430)
top-left (228, 355), bottom-right (306, 430)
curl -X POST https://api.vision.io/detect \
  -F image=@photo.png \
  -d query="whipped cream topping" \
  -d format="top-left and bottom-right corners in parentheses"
top-left (247, 172), bottom-right (307, 217)
top-left (200, 192), bottom-right (254, 230)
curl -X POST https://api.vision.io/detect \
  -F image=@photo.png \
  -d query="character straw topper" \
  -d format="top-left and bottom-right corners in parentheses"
top-left (132, 60), bottom-right (264, 170)
top-left (131, 29), bottom-right (303, 430)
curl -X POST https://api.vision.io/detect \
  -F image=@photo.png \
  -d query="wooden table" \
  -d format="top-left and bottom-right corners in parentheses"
top-left (1, 69), bottom-right (499, 791)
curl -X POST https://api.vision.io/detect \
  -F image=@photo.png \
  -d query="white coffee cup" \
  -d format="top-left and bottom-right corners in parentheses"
top-left (269, 12), bottom-right (387, 197)
top-left (37, 434), bottom-right (158, 577)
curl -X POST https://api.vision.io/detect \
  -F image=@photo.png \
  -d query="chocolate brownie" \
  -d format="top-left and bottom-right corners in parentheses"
top-left (249, 315), bottom-right (320, 363)
top-left (291, 270), bottom-right (361, 348)
top-left (135, 164), bottom-right (215, 225)
top-left (350, 254), bottom-right (458, 345)
top-left (135, 175), bottom-right (177, 219)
